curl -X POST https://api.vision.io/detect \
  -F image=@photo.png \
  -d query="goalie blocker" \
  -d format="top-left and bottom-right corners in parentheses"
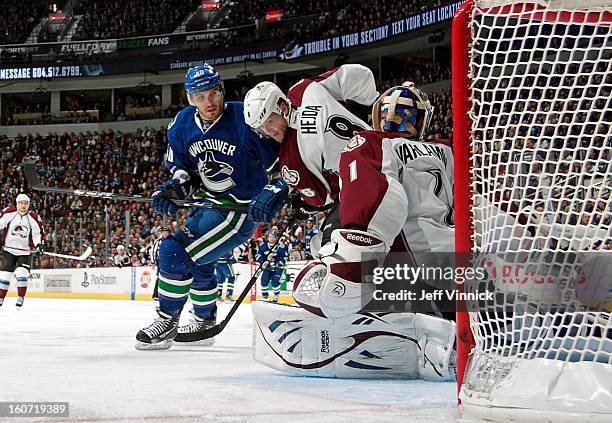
top-left (252, 300), bottom-right (456, 380)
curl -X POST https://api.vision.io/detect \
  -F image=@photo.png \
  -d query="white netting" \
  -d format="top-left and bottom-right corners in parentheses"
top-left (293, 263), bottom-right (327, 299)
top-left (460, 0), bottom-right (612, 418)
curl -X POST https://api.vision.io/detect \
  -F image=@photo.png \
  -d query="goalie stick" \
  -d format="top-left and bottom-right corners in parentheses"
top-left (22, 160), bottom-right (248, 213)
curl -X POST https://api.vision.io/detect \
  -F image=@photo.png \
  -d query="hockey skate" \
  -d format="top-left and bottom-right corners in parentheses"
top-left (135, 309), bottom-right (180, 350)
top-left (0, 298), bottom-right (4, 308)
top-left (174, 309), bottom-right (216, 346)
top-left (15, 297), bottom-right (24, 310)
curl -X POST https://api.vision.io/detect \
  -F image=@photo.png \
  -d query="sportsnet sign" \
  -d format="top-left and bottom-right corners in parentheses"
top-left (279, 1), bottom-right (462, 60)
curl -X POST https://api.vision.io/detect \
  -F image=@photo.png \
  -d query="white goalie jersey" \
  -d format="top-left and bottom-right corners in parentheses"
top-left (339, 132), bottom-right (455, 253)
top-left (280, 64), bottom-right (378, 208)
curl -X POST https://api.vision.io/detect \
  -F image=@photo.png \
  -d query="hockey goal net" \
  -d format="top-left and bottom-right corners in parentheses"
top-left (453, 0), bottom-right (611, 420)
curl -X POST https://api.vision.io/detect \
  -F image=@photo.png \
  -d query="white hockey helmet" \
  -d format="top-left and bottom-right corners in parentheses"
top-left (16, 193), bottom-right (30, 204)
top-left (243, 81), bottom-right (290, 129)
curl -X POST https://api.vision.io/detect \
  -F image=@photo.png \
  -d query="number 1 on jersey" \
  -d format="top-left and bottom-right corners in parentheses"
top-left (349, 160), bottom-right (357, 182)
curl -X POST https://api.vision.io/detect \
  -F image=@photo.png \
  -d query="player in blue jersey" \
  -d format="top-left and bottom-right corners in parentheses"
top-left (303, 217), bottom-right (319, 259)
top-left (256, 231), bottom-right (287, 303)
top-left (136, 64), bottom-right (284, 349)
top-left (215, 251), bottom-right (236, 301)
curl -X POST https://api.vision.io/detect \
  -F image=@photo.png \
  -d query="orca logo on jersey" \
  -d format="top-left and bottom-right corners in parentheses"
top-left (197, 151), bottom-right (235, 192)
top-left (281, 165), bottom-right (300, 186)
top-left (325, 115), bottom-right (366, 141)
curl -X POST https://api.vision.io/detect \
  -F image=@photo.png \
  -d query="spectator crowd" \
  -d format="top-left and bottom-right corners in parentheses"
top-left (72, 0), bottom-right (201, 41)
top-left (2, 0), bottom-right (457, 65)
top-left (0, 1), bottom-right (49, 45)
top-left (0, 67), bottom-right (457, 270)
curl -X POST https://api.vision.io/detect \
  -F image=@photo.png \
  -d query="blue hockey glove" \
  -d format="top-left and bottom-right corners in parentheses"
top-left (152, 178), bottom-right (191, 216)
top-left (248, 178), bottom-right (289, 223)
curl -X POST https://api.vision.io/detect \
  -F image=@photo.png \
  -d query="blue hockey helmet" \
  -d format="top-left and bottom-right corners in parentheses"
top-left (184, 64), bottom-right (224, 105)
top-left (372, 81), bottom-right (433, 139)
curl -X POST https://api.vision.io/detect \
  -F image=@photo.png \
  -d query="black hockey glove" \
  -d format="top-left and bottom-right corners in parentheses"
top-left (289, 195), bottom-right (328, 221)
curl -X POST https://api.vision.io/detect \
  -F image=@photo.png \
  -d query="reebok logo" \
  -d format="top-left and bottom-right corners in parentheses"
top-left (343, 232), bottom-right (380, 246)
top-left (320, 330), bottom-right (330, 353)
top-left (347, 233), bottom-right (371, 244)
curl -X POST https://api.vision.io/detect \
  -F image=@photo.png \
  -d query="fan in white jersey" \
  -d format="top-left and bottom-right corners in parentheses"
top-left (0, 194), bottom-right (45, 309)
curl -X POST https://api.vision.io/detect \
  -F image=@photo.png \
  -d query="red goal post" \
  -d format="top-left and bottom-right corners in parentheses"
top-left (453, 0), bottom-right (611, 420)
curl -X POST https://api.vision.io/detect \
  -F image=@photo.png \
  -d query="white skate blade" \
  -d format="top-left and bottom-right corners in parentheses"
top-left (174, 338), bottom-right (215, 346)
top-left (135, 339), bottom-right (173, 350)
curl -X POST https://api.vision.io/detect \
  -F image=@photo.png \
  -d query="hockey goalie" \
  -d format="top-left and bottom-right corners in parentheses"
top-left (247, 79), bottom-right (456, 380)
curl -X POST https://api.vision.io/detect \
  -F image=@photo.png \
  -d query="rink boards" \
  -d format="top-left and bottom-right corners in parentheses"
top-left (4, 261), bottom-right (310, 303)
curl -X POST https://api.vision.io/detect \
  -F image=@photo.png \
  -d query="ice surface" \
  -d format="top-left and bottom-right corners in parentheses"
top-left (0, 298), bottom-right (459, 422)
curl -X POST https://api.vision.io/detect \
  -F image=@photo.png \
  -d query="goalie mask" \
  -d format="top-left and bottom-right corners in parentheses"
top-left (372, 81), bottom-right (433, 140)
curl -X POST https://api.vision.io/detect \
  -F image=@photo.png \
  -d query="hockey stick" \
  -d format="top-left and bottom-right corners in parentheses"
top-left (195, 215), bottom-right (299, 341)
top-left (43, 246), bottom-right (93, 261)
top-left (22, 160), bottom-right (248, 213)
top-left (11, 246), bottom-right (93, 261)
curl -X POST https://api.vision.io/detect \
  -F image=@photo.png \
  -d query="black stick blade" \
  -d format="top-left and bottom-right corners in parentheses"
top-left (23, 160), bottom-right (43, 190)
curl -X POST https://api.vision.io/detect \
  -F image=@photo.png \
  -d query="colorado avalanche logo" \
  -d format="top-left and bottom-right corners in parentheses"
top-left (197, 151), bottom-right (235, 192)
top-left (343, 134), bottom-right (366, 152)
top-left (281, 165), bottom-right (300, 186)
top-left (12, 225), bottom-right (28, 238)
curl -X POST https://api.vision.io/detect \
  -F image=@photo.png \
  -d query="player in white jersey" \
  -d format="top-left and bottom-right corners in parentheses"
top-left (243, 64), bottom-right (377, 226)
top-left (246, 78), bottom-right (456, 379)
top-left (0, 194), bottom-right (45, 309)
top-left (297, 82), bottom-right (455, 319)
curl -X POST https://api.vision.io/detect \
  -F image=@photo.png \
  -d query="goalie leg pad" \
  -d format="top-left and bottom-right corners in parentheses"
top-left (252, 300), bottom-right (456, 380)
